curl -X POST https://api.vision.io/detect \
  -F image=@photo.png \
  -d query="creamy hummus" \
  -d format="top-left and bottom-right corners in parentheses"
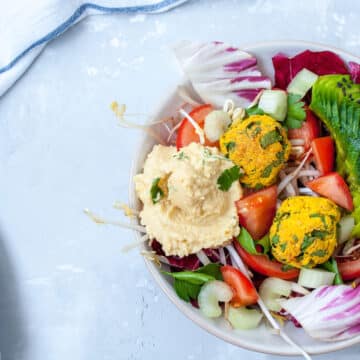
top-left (134, 142), bottom-right (242, 256)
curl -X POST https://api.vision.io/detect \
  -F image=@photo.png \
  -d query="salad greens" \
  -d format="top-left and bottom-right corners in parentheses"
top-left (285, 94), bottom-right (306, 129)
top-left (217, 165), bottom-right (242, 191)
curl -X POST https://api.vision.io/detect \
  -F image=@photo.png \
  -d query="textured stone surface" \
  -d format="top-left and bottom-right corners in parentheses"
top-left (1, 1), bottom-right (360, 359)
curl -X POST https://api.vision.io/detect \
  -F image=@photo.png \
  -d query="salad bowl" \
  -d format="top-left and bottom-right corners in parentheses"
top-left (128, 40), bottom-right (360, 356)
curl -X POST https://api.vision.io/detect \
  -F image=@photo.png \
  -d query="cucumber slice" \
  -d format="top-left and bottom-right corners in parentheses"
top-left (338, 215), bottom-right (355, 244)
top-left (228, 306), bottom-right (263, 330)
top-left (258, 89), bottom-right (287, 121)
top-left (259, 277), bottom-right (292, 312)
top-left (298, 268), bottom-right (335, 289)
top-left (287, 68), bottom-right (319, 98)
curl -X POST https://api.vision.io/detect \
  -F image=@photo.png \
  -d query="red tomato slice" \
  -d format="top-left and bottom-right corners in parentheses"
top-left (176, 104), bottom-right (217, 149)
top-left (234, 241), bottom-right (300, 280)
top-left (288, 108), bottom-right (321, 151)
top-left (307, 172), bottom-right (354, 211)
top-left (220, 265), bottom-right (258, 307)
top-left (236, 185), bottom-right (277, 240)
top-left (337, 258), bottom-right (360, 281)
top-left (311, 136), bottom-right (335, 175)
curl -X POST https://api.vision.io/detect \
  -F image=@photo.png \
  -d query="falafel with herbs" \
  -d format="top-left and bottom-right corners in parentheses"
top-left (219, 115), bottom-right (291, 189)
top-left (269, 196), bottom-right (340, 269)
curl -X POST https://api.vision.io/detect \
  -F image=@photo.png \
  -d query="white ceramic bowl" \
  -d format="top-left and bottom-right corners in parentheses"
top-left (129, 41), bottom-right (360, 356)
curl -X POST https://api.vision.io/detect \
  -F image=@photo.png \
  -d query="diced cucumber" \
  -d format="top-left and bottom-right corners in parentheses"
top-left (287, 68), bottom-right (318, 98)
top-left (228, 306), bottom-right (263, 330)
top-left (338, 215), bottom-right (355, 244)
top-left (259, 277), bottom-right (292, 312)
top-left (298, 268), bottom-right (335, 289)
top-left (258, 89), bottom-right (287, 121)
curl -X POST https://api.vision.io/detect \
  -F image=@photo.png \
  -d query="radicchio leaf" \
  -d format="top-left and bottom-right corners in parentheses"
top-left (272, 50), bottom-right (349, 89)
top-left (173, 41), bottom-right (272, 108)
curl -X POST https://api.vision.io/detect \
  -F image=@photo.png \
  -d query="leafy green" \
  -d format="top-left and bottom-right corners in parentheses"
top-left (164, 263), bottom-right (222, 302)
top-left (217, 165), bottom-right (242, 191)
top-left (310, 74), bottom-right (360, 236)
top-left (260, 129), bottom-right (283, 149)
top-left (246, 105), bottom-right (264, 116)
top-left (150, 177), bottom-right (164, 204)
top-left (285, 93), bottom-right (306, 129)
top-left (237, 228), bottom-right (270, 255)
top-left (311, 249), bottom-right (327, 257)
top-left (321, 258), bottom-right (344, 285)
top-left (225, 141), bottom-right (236, 152)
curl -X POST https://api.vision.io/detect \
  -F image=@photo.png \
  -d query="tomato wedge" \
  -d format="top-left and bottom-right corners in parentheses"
top-left (307, 172), bottom-right (354, 211)
top-left (234, 241), bottom-right (300, 280)
top-left (220, 265), bottom-right (258, 307)
top-left (337, 258), bottom-right (360, 281)
top-left (311, 136), bottom-right (335, 175)
top-left (288, 108), bottom-right (321, 151)
top-left (236, 185), bottom-right (277, 240)
top-left (176, 104), bottom-right (216, 149)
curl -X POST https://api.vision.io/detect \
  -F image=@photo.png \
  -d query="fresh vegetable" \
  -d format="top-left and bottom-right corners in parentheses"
top-left (238, 228), bottom-right (270, 255)
top-left (150, 177), bottom-right (164, 204)
top-left (285, 94), bottom-right (306, 129)
top-left (321, 258), bottom-right (344, 285)
top-left (228, 306), bottom-right (263, 330)
top-left (338, 215), bottom-right (355, 244)
top-left (164, 263), bottom-right (223, 302)
top-left (234, 241), bottom-right (300, 280)
top-left (337, 257), bottom-right (360, 281)
top-left (176, 104), bottom-right (215, 148)
top-left (272, 50), bottom-right (349, 89)
top-left (349, 61), bottom-right (360, 84)
top-left (220, 265), bottom-right (258, 307)
top-left (287, 68), bottom-right (318, 98)
top-left (287, 108), bottom-right (321, 151)
top-left (259, 277), bottom-right (293, 312)
top-left (258, 89), bottom-right (287, 121)
top-left (310, 75), bottom-right (360, 231)
top-left (280, 285), bottom-right (360, 341)
top-left (311, 137), bottom-right (335, 175)
top-left (217, 165), bottom-right (242, 191)
top-left (236, 185), bottom-right (277, 240)
top-left (270, 196), bottom-right (340, 268)
top-left (298, 268), bottom-right (335, 289)
top-left (173, 41), bottom-right (271, 108)
top-left (307, 172), bottom-right (354, 211)
top-left (198, 280), bottom-right (233, 318)
top-left (203, 110), bottom-right (232, 142)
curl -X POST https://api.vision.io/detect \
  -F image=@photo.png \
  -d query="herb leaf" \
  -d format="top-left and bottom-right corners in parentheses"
top-left (174, 279), bottom-right (200, 302)
top-left (285, 94), bottom-right (306, 129)
top-left (238, 228), bottom-right (270, 255)
top-left (150, 177), bottom-right (164, 204)
top-left (217, 165), bottom-right (242, 191)
top-left (225, 142), bottom-right (236, 152)
top-left (246, 105), bottom-right (265, 116)
top-left (165, 263), bottom-right (222, 302)
top-left (321, 258), bottom-right (344, 285)
top-left (238, 228), bottom-right (258, 254)
top-left (260, 130), bottom-right (283, 149)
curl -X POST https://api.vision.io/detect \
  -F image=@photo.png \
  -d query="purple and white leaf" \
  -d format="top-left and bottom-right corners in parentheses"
top-left (280, 285), bottom-right (360, 341)
top-left (173, 41), bottom-right (272, 108)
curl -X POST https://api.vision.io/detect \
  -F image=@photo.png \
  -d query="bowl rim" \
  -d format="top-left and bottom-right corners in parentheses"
top-left (128, 40), bottom-right (360, 356)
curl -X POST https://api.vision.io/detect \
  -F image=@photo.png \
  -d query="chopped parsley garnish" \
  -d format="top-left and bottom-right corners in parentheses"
top-left (260, 129), bottom-right (283, 149)
top-left (271, 234), bottom-right (280, 245)
top-left (309, 213), bottom-right (327, 227)
top-left (285, 93), bottom-right (306, 129)
top-left (311, 249), bottom-right (327, 257)
top-left (150, 177), bottom-right (164, 204)
top-left (217, 165), bottom-right (242, 191)
top-left (225, 141), bottom-right (236, 152)
top-left (261, 164), bottom-right (274, 178)
top-left (173, 151), bottom-right (189, 160)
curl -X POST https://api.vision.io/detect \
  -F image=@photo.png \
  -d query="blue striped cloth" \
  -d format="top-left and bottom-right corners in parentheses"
top-left (0, 0), bottom-right (188, 97)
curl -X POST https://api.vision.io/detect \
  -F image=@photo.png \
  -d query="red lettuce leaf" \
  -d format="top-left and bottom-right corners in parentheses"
top-left (349, 61), bottom-right (360, 84)
top-left (150, 239), bottom-right (200, 271)
top-left (273, 50), bottom-right (349, 89)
